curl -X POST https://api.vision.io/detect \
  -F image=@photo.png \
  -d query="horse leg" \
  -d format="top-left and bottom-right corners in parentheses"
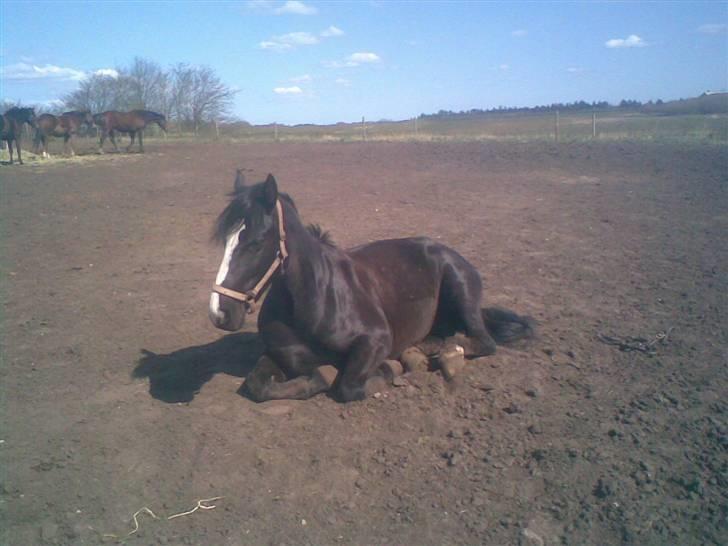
top-left (64, 134), bottom-right (74, 156)
top-left (110, 130), bottom-right (119, 152)
top-left (8, 138), bottom-right (14, 164)
top-left (127, 131), bottom-right (135, 153)
top-left (434, 254), bottom-right (497, 358)
top-left (244, 355), bottom-right (335, 402)
top-left (15, 137), bottom-right (22, 165)
top-left (138, 130), bottom-right (144, 153)
top-left (98, 131), bottom-right (105, 154)
top-left (338, 333), bottom-right (392, 402)
top-left (245, 320), bottom-right (338, 402)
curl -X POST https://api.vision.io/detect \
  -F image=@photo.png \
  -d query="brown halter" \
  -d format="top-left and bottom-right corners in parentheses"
top-left (212, 199), bottom-right (288, 314)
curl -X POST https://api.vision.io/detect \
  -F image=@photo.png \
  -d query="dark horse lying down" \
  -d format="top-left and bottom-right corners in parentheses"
top-left (94, 110), bottom-right (167, 153)
top-left (209, 172), bottom-right (533, 402)
top-left (34, 110), bottom-right (94, 157)
top-left (1, 106), bottom-right (36, 165)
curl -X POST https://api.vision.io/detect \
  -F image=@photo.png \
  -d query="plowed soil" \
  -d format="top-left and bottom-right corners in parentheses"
top-left (1, 139), bottom-right (726, 545)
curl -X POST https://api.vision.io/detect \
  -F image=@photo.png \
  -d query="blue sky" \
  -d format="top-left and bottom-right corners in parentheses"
top-left (1, 1), bottom-right (726, 124)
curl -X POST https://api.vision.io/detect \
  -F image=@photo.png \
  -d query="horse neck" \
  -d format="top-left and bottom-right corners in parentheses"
top-left (279, 200), bottom-right (338, 300)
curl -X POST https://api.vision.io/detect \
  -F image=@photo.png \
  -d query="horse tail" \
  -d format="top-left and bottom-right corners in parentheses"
top-left (481, 307), bottom-right (535, 344)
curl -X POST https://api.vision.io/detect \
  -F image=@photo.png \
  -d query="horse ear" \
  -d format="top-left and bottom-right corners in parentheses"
top-left (234, 169), bottom-right (245, 192)
top-left (262, 174), bottom-right (278, 210)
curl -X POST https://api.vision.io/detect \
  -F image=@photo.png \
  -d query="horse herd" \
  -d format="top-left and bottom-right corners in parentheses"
top-left (0, 106), bottom-right (167, 164)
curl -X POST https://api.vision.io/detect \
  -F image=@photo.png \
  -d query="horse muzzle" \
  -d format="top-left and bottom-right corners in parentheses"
top-left (208, 292), bottom-right (247, 331)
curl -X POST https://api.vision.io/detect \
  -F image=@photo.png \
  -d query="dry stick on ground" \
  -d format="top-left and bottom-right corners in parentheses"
top-left (102, 497), bottom-right (224, 539)
top-left (167, 496), bottom-right (224, 520)
top-left (596, 327), bottom-right (675, 354)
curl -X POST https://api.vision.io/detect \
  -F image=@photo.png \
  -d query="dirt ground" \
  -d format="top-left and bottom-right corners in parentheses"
top-left (1, 139), bottom-right (726, 545)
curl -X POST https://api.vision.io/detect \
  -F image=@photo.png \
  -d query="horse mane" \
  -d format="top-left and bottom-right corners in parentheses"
top-left (212, 189), bottom-right (334, 247)
top-left (62, 110), bottom-right (89, 116)
top-left (133, 110), bottom-right (165, 122)
top-left (306, 224), bottom-right (335, 247)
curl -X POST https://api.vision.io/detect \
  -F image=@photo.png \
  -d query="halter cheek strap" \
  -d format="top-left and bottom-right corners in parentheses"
top-left (212, 199), bottom-right (288, 314)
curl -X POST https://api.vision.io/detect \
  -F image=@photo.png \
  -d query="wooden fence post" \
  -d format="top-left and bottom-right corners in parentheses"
top-left (555, 110), bottom-right (560, 143)
top-left (592, 111), bottom-right (597, 139)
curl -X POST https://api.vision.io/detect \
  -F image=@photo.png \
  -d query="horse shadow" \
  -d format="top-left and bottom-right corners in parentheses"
top-left (133, 332), bottom-right (262, 403)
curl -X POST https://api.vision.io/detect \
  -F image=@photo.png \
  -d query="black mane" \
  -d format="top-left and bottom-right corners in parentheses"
top-left (306, 224), bottom-right (335, 247)
top-left (132, 109), bottom-right (165, 122)
top-left (212, 190), bottom-right (297, 245)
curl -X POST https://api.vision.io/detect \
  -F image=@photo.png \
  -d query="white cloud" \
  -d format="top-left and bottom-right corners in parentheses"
top-left (566, 66), bottom-right (584, 73)
top-left (94, 68), bottom-right (119, 78)
top-left (274, 86), bottom-right (303, 94)
top-left (698, 23), bottom-right (727, 34)
top-left (323, 52), bottom-right (382, 68)
top-left (259, 31), bottom-right (319, 50)
top-left (335, 77), bottom-right (351, 86)
top-left (321, 25), bottom-right (344, 37)
top-left (275, 1), bottom-right (317, 15)
top-left (348, 52), bottom-right (380, 64)
top-left (498, 63), bottom-right (510, 71)
top-left (605, 34), bottom-right (647, 48)
top-left (511, 29), bottom-right (528, 37)
top-left (290, 74), bottom-right (312, 83)
top-left (1, 62), bottom-right (87, 81)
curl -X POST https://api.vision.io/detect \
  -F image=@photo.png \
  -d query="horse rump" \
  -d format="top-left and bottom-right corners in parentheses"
top-left (481, 306), bottom-right (535, 344)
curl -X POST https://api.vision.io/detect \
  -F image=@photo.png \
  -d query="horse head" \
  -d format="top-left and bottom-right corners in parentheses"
top-left (209, 171), bottom-right (284, 331)
top-left (7, 107), bottom-right (37, 128)
top-left (156, 115), bottom-right (168, 132)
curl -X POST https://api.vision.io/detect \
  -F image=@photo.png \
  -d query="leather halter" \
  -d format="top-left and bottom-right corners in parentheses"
top-left (212, 200), bottom-right (288, 314)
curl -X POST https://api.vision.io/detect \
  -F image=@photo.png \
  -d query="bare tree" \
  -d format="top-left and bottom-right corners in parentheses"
top-left (58, 57), bottom-right (237, 135)
top-left (171, 63), bottom-right (237, 134)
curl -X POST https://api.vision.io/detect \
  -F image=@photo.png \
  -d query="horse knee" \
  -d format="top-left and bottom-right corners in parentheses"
top-left (243, 355), bottom-right (286, 402)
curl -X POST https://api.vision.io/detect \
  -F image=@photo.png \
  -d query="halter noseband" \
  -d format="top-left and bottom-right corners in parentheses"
top-left (212, 199), bottom-right (288, 314)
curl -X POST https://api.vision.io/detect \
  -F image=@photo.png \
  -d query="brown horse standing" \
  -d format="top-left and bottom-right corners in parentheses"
top-left (1, 107), bottom-right (36, 165)
top-left (95, 110), bottom-right (167, 153)
top-left (34, 110), bottom-right (94, 157)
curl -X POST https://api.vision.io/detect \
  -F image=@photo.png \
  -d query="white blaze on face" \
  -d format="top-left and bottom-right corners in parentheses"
top-left (209, 222), bottom-right (246, 320)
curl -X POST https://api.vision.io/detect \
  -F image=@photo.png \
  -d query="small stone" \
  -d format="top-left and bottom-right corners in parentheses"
top-left (525, 388), bottom-right (540, 398)
top-left (439, 344), bottom-right (465, 380)
top-left (503, 402), bottom-right (522, 415)
top-left (400, 347), bottom-right (430, 373)
top-left (520, 528), bottom-right (545, 546)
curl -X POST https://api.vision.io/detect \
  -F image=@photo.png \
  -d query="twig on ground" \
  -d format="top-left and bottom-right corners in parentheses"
top-left (167, 496), bottom-right (224, 520)
top-left (597, 327), bottom-right (675, 354)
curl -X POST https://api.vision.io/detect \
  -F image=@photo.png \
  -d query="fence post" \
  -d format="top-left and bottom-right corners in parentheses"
top-left (555, 110), bottom-right (560, 143)
top-left (274, 122), bottom-right (278, 142)
top-left (592, 111), bottom-right (597, 139)
top-left (414, 117), bottom-right (418, 137)
top-left (361, 116), bottom-right (367, 141)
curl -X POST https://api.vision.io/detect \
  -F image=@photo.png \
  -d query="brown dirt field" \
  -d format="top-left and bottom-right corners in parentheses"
top-left (1, 140), bottom-right (727, 545)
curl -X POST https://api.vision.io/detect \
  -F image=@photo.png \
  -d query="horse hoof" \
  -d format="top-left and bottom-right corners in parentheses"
top-left (400, 347), bottom-right (430, 373)
top-left (312, 365), bottom-right (339, 389)
top-left (439, 343), bottom-right (465, 380)
top-left (379, 360), bottom-right (404, 381)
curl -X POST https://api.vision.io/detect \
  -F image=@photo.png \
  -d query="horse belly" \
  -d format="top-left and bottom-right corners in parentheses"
top-left (387, 296), bottom-right (439, 356)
